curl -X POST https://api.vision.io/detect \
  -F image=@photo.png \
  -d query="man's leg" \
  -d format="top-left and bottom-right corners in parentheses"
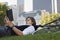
top-left (0, 26), bottom-right (11, 37)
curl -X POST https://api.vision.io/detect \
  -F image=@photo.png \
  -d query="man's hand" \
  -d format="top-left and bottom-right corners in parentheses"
top-left (4, 16), bottom-right (14, 28)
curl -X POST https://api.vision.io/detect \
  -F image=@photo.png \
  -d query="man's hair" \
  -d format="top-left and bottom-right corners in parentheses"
top-left (26, 17), bottom-right (36, 25)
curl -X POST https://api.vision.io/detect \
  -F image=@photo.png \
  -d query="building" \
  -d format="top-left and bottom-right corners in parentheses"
top-left (17, 0), bottom-right (52, 13)
top-left (17, 0), bottom-right (60, 13)
top-left (24, 0), bottom-right (50, 12)
top-left (17, 0), bottom-right (24, 13)
top-left (57, 0), bottom-right (60, 13)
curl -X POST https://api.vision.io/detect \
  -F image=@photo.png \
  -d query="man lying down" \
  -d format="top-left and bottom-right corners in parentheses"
top-left (0, 16), bottom-right (43, 37)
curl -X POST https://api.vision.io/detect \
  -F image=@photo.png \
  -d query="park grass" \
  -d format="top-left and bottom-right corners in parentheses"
top-left (0, 30), bottom-right (60, 40)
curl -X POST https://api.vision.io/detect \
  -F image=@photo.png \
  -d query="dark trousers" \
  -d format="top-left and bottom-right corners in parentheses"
top-left (0, 25), bottom-right (30, 37)
top-left (0, 26), bottom-right (15, 37)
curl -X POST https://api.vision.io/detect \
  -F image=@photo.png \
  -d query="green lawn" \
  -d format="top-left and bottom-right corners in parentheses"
top-left (0, 30), bottom-right (60, 40)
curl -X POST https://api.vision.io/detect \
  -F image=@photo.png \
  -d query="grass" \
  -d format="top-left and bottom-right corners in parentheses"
top-left (0, 29), bottom-right (60, 40)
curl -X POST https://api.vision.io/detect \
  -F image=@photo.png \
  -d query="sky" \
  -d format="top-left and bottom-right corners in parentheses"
top-left (0, 0), bottom-right (17, 5)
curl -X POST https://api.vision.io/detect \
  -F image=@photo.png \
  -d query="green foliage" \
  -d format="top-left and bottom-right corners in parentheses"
top-left (40, 13), bottom-right (60, 25)
top-left (0, 3), bottom-right (8, 26)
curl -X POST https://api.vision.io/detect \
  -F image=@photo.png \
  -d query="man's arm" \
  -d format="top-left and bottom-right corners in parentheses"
top-left (4, 16), bottom-right (23, 36)
top-left (12, 27), bottom-right (23, 36)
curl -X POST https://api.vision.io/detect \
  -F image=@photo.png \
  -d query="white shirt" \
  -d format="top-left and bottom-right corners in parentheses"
top-left (23, 25), bottom-right (35, 35)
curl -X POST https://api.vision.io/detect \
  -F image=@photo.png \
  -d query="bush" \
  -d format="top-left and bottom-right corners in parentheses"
top-left (0, 13), bottom-right (5, 26)
top-left (40, 13), bottom-right (60, 25)
top-left (0, 3), bottom-right (8, 26)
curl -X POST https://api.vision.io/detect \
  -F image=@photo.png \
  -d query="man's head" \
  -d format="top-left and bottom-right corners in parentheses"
top-left (26, 17), bottom-right (36, 25)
